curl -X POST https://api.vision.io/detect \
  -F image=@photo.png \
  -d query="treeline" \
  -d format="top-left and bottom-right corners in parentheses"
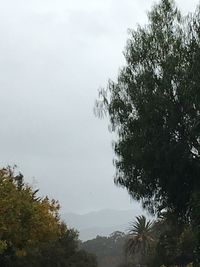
top-left (0, 166), bottom-right (195, 267)
top-left (81, 231), bottom-right (126, 267)
top-left (0, 167), bottom-right (97, 267)
top-left (82, 215), bottom-right (194, 267)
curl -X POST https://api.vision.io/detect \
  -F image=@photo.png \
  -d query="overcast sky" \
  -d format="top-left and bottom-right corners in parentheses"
top-left (0, 0), bottom-right (199, 214)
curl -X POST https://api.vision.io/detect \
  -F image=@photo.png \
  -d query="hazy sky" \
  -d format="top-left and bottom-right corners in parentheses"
top-left (0, 0), bottom-right (199, 214)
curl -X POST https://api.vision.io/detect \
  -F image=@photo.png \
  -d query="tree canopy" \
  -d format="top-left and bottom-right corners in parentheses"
top-left (81, 231), bottom-right (126, 267)
top-left (0, 168), bottom-right (61, 255)
top-left (96, 0), bottom-right (200, 218)
top-left (0, 167), bottom-right (97, 267)
top-left (96, 0), bottom-right (200, 262)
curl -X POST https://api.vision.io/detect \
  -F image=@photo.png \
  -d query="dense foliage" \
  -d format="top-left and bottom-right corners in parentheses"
top-left (0, 167), bottom-right (97, 267)
top-left (82, 214), bottom-right (195, 267)
top-left (81, 231), bottom-right (127, 267)
top-left (127, 213), bottom-right (195, 267)
top-left (97, 0), bottom-right (200, 216)
top-left (123, 215), bottom-right (194, 267)
top-left (125, 215), bottom-right (154, 266)
top-left (96, 0), bottom-right (200, 262)
top-left (15, 228), bottom-right (97, 267)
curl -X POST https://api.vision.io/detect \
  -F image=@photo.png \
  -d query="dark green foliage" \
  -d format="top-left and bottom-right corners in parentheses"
top-left (81, 215), bottom-right (195, 267)
top-left (124, 215), bottom-right (155, 267)
top-left (81, 231), bottom-right (126, 267)
top-left (15, 229), bottom-right (75, 267)
top-left (122, 214), bottom-right (194, 267)
top-left (5, 220), bottom-right (97, 267)
top-left (13, 228), bottom-right (97, 267)
top-left (146, 212), bottom-right (194, 267)
top-left (155, 227), bottom-right (194, 267)
top-left (96, 0), bottom-right (200, 252)
top-left (96, 1), bottom-right (200, 263)
top-left (125, 215), bottom-right (154, 266)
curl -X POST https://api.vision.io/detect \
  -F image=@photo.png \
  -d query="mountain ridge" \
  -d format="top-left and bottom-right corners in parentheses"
top-left (62, 208), bottom-right (143, 240)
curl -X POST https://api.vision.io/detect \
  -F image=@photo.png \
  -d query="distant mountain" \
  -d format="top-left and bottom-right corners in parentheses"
top-left (62, 208), bottom-right (144, 241)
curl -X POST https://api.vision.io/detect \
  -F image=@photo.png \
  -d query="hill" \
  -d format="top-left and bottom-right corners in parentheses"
top-left (62, 208), bottom-right (142, 241)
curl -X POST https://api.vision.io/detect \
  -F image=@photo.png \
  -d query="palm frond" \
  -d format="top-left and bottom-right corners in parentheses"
top-left (125, 215), bottom-right (154, 257)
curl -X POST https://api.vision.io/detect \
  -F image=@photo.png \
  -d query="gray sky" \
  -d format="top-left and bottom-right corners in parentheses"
top-left (0, 0), bottom-right (199, 214)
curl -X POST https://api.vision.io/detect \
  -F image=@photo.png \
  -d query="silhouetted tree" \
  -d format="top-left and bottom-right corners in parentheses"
top-left (96, 0), bottom-right (200, 263)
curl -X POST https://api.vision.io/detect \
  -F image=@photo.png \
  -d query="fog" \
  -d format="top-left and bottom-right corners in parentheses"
top-left (0, 0), bottom-right (198, 213)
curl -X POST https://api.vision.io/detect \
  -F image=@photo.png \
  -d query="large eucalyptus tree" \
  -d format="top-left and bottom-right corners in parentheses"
top-left (96, 0), bottom-right (200, 264)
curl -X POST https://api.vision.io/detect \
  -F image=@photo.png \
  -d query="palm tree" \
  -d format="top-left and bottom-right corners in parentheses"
top-left (125, 215), bottom-right (154, 266)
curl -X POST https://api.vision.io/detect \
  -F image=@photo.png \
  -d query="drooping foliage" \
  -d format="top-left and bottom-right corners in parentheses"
top-left (96, 0), bottom-right (200, 262)
top-left (96, 0), bottom-right (200, 224)
top-left (125, 215), bottom-right (154, 258)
